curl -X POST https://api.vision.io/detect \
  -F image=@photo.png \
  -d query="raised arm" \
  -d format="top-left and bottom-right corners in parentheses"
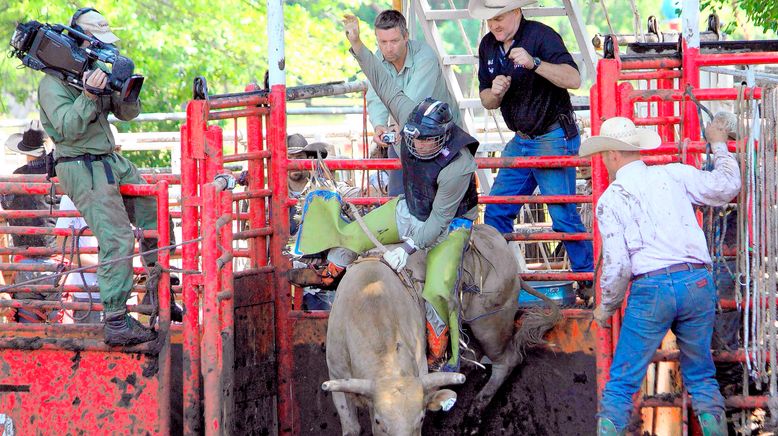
top-left (343, 14), bottom-right (416, 124)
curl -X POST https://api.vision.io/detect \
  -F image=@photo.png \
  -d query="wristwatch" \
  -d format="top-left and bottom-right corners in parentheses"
top-left (531, 56), bottom-right (541, 71)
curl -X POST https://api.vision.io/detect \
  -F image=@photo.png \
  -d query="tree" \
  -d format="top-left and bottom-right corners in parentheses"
top-left (0, 1), bottom-right (384, 118)
top-left (703, 0), bottom-right (778, 33)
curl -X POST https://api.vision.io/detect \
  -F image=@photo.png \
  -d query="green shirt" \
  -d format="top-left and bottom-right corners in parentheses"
top-left (38, 75), bottom-right (140, 159)
top-left (366, 39), bottom-right (461, 129)
top-left (352, 44), bottom-right (478, 249)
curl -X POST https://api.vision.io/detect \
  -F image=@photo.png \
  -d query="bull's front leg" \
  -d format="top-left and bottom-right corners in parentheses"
top-left (332, 391), bottom-right (361, 436)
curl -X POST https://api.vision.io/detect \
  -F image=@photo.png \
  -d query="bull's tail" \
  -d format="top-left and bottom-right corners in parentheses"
top-left (512, 281), bottom-right (563, 357)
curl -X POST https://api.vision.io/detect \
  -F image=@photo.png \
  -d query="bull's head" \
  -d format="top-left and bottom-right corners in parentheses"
top-left (322, 372), bottom-right (465, 435)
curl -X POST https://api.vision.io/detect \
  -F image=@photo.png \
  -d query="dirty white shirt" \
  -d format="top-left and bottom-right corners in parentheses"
top-left (597, 142), bottom-right (741, 313)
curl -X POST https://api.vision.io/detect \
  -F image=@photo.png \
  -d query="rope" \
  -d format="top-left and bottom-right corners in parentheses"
top-left (761, 86), bottom-right (778, 423)
top-left (0, 237), bottom-right (203, 293)
top-left (598, 0), bottom-right (615, 37)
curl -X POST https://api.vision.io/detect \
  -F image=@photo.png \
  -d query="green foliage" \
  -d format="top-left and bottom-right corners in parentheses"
top-left (702, 0), bottom-right (778, 33)
top-left (0, 0), bottom-right (369, 116)
top-left (121, 150), bottom-right (171, 169)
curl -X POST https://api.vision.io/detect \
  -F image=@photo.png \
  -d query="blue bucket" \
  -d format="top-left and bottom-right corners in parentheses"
top-left (518, 280), bottom-right (576, 307)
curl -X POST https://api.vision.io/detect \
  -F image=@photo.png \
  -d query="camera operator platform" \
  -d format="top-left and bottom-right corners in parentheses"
top-left (36, 8), bottom-right (174, 346)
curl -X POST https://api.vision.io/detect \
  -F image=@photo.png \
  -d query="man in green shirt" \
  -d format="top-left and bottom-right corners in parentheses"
top-left (367, 9), bottom-right (460, 196)
top-left (287, 14), bottom-right (479, 372)
top-left (38, 8), bottom-right (159, 346)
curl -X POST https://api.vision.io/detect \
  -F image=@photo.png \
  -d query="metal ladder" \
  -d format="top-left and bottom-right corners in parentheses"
top-left (408, 0), bottom-right (595, 192)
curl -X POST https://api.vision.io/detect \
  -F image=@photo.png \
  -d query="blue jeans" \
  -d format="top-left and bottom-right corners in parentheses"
top-left (599, 268), bottom-right (725, 430)
top-left (484, 128), bottom-right (593, 272)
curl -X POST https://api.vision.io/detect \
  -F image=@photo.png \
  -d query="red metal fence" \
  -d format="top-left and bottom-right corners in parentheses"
top-left (0, 179), bottom-right (174, 434)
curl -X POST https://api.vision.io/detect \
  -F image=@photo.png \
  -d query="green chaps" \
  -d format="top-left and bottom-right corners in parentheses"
top-left (422, 219), bottom-right (471, 371)
top-left (294, 190), bottom-right (472, 370)
top-left (293, 191), bottom-right (400, 256)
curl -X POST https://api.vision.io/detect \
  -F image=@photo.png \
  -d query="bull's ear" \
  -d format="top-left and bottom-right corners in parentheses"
top-left (426, 389), bottom-right (457, 412)
top-left (321, 378), bottom-right (374, 396)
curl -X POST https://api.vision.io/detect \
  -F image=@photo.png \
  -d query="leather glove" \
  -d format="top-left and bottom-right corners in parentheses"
top-left (593, 304), bottom-right (614, 329)
top-left (382, 239), bottom-right (417, 271)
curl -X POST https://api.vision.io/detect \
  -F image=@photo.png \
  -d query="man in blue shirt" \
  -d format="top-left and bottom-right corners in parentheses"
top-left (470, 0), bottom-right (593, 277)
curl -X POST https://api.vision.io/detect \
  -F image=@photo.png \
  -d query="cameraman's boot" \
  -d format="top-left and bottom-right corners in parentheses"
top-left (104, 309), bottom-right (157, 346)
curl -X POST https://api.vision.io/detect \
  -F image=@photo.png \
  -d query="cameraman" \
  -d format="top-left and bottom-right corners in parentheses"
top-left (38, 8), bottom-right (157, 346)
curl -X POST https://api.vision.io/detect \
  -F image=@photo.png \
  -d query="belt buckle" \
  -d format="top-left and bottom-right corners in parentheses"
top-left (515, 130), bottom-right (531, 140)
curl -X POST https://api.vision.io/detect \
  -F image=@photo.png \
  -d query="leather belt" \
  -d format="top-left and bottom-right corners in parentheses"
top-left (55, 153), bottom-right (115, 189)
top-left (632, 262), bottom-right (708, 281)
top-left (514, 121), bottom-right (561, 140)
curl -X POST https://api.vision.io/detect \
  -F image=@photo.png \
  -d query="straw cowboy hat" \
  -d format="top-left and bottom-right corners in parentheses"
top-left (5, 120), bottom-right (48, 157)
top-left (468, 0), bottom-right (538, 20)
top-left (579, 117), bottom-right (661, 157)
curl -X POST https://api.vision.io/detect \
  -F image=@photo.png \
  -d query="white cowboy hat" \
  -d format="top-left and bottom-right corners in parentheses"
top-left (579, 117), bottom-right (661, 157)
top-left (5, 120), bottom-right (48, 157)
top-left (468, 0), bottom-right (538, 20)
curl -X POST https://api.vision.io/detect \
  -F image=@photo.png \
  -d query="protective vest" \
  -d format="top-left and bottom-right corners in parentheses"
top-left (401, 127), bottom-right (479, 221)
top-left (0, 157), bottom-right (60, 251)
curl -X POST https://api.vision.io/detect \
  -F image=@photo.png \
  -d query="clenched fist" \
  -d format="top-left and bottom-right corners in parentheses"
top-left (508, 47), bottom-right (534, 69)
top-left (491, 75), bottom-right (512, 98)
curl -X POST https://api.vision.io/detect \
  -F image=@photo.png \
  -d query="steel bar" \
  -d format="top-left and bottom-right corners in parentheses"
top-left (2, 284), bottom-right (180, 294)
top-left (629, 87), bottom-right (762, 103)
top-left (0, 263), bottom-right (147, 275)
top-left (619, 70), bottom-right (682, 81)
top-left (231, 190), bottom-right (272, 201)
top-left (180, 113), bottom-right (202, 435)
top-left (639, 395), bottom-right (768, 409)
top-left (621, 58), bottom-right (682, 71)
top-left (480, 195), bottom-right (591, 204)
top-left (0, 174), bottom-right (180, 184)
top-left (155, 180), bottom-right (172, 436)
top-left (233, 228), bottom-right (273, 240)
top-left (246, 83), bottom-right (268, 269)
top-left (633, 116), bottom-right (681, 126)
top-left (268, 80), bottom-right (297, 435)
top-left (0, 226), bottom-right (157, 239)
top-left (208, 107), bottom-right (270, 121)
top-left (504, 232), bottom-right (592, 241)
top-left (218, 190), bottom-right (235, 427)
top-left (223, 150), bottom-right (271, 163)
top-left (519, 272), bottom-right (594, 281)
top-left (286, 156), bottom-right (590, 171)
top-left (201, 182), bottom-right (221, 435)
top-left (233, 266), bottom-right (274, 278)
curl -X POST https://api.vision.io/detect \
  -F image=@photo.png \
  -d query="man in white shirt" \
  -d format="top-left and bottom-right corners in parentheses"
top-left (581, 116), bottom-right (740, 436)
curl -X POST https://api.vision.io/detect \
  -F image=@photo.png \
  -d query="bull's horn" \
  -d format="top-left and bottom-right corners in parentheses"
top-left (420, 372), bottom-right (466, 391)
top-left (321, 378), bottom-right (374, 396)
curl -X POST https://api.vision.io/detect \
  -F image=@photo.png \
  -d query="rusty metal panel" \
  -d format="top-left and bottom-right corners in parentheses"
top-left (0, 349), bottom-right (161, 434)
top-left (233, 273), bottom-right (277, 435)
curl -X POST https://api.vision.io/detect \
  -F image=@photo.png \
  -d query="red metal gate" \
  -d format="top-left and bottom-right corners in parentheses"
top-left (0, 178), bottom-right (175, 434)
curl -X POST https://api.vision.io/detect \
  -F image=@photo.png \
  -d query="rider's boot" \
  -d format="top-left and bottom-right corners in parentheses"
top-left (287, 262), bottom-right (345, 289)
